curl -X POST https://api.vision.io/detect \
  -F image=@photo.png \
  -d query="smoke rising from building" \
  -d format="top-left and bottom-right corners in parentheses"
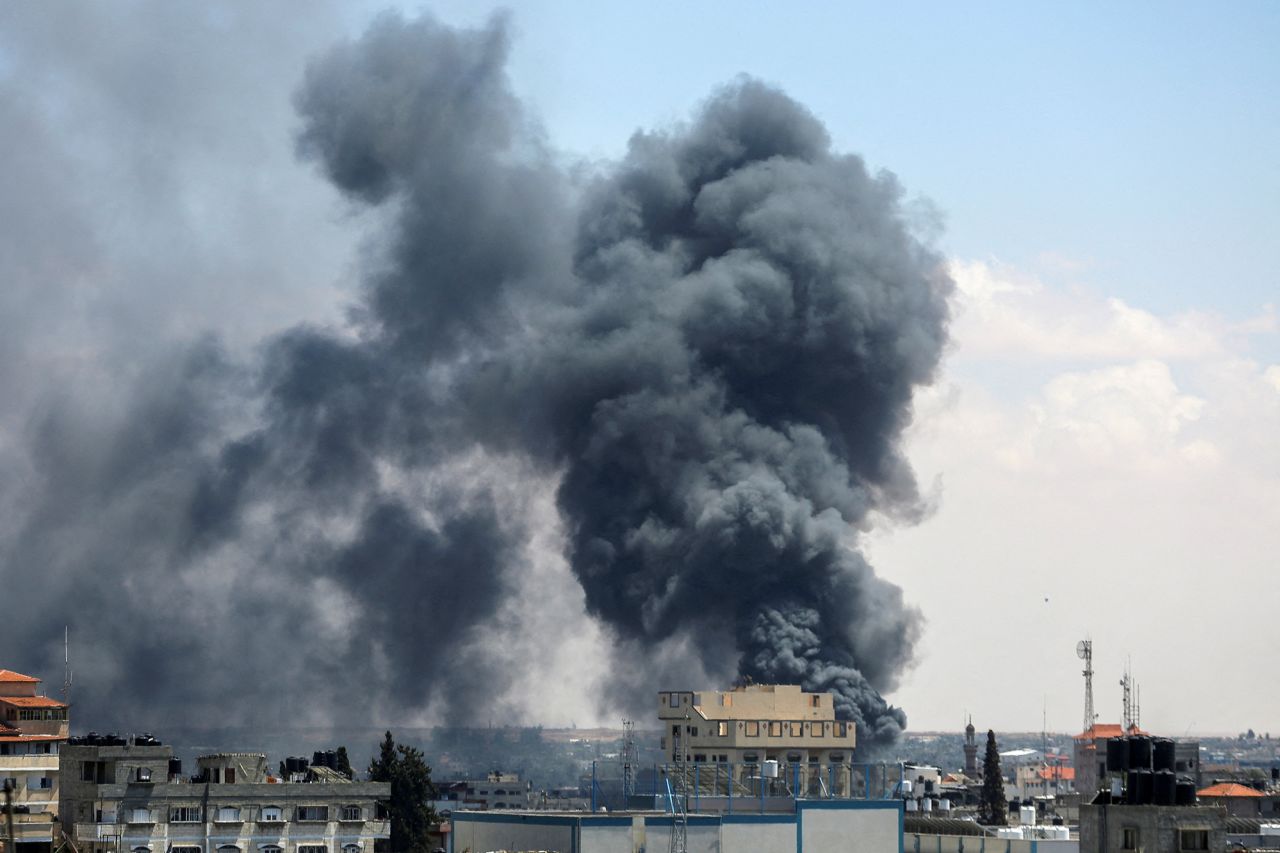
top-left (0, 10), bottom-right (948, 749)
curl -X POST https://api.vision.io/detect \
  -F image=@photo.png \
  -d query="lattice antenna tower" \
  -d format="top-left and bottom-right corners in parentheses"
top-left (621, 719), bottom-right (637, 802)
top-left (1076, 639), bottom-right (1094, 734)
top-left (668, 711), bottom-right (688, 853)
top-left (1121, 659), bottom-right (1133, 730)
top-left (62, 626), bottom-right (73, 706)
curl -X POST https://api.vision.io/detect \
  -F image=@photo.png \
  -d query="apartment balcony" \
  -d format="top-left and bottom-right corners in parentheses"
top-left (361, 819), bottom-right (391, 837)
top-left (0, 754), bottom-right (60, 771)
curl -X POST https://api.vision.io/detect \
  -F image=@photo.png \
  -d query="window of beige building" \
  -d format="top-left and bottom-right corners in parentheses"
top-left (717, 722), bottom-right (728, 737)
top-left (789, 722), bottom-right (803, 737)
top-left (1180, 830), bottom-right (1209, 851)
top-left (745, 721), bottom-right (759, 737)
top-left (769, 722), bottom-right (782, 737)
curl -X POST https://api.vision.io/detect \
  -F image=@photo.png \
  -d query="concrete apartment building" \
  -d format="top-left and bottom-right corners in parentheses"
top-left (59, 737), bottom-right (389, 853)
top-left (0, 668), bottom-right (69, 851)
top-left (1079, 802), bottom-right (1225, 853)
top-left (658, 684), bottom-right (857, 798)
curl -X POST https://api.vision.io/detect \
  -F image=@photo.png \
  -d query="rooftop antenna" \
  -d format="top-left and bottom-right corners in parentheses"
top-left (62, 626), bottom-right (72, 707)
top-left (1121, 658), bottom-right (1137, 731)
top-left (1077, 639), bottom-right (1094, 735)
top-left (1042, 697), bottom-right (1048, 778)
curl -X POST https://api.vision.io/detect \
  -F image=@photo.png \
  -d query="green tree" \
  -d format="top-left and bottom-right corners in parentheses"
top-left (979, 729), bottom-right (1007, 825)
top-left (368, 731), bottom-right (438, 853)
top-left (335, 746), bottom-right (353, 780)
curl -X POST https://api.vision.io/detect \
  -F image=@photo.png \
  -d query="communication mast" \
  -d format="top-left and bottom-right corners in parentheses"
top-left (666, 712), bottom-right (688, 853)
top-left (1121, 659), bottom-right (1142, 731)
top-left (621, 719), bottom-right (637, 802)
top-left (62, 626), bottom-right (73, 706)
top-left (1077, 639), bottom-right (1095, 734)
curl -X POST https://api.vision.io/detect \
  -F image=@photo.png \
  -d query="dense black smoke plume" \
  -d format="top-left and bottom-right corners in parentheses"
top-left (0, 9), bottom-right (948, 749)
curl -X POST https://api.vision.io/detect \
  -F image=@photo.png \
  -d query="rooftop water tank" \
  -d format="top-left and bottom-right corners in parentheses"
top-left (1128, 736), bottom-right (1153, 770)
top-left (1153, 738), bottom-right (1176, 773)
top-left (1106, 737), bottom-right (1128, 773)
top-left (1154, 770), bottom-right (1176, 806)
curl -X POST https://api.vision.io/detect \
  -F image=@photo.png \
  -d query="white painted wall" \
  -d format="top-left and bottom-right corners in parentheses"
top-left (804, 807), bottom-right (899, 853)
top-left (580, 823), bottom-right (631, 853)
top-left (722, 820), bottom-right (794, 853)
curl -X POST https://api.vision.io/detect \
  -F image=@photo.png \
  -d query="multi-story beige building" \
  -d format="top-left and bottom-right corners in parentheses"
top-left (0, 668), bottom-right (70, 851)
top-left (59, 739), bottom-right (389, 853)
top-left (658, 684), bottom-right (857, 796)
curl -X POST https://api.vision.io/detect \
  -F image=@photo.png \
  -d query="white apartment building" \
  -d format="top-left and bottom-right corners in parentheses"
top-left (60, 739), bottom-right (389, 853)
top-left (0, 668), bottom-right (69, 850)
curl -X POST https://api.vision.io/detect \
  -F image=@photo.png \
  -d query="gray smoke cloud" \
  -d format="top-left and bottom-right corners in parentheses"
top-left (0, 8), bottom-right (948, 749)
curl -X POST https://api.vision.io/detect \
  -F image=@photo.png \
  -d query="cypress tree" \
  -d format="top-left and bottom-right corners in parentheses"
top-left (367, 731), bottom-right (438, 853)
top-left (980, 729), bottom-right (1008, 825)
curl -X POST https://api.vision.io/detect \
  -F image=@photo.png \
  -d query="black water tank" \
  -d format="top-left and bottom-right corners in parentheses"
top-left (286, 757), bottom-right (300, 774)
top-left (1107, 737), bottom-right (1129, 772)
top-left (312, 752), bottom-right (326, 768)
top-left (1128, 736), bottom-right (1153, 770)
top-left (1128, 769), bottom-right (1153, 804)
top-left (1153, 738), bottom-right (1176, 772)
top-left (1176, 778), bottom-right (1197, 806)
top-left (1153, 770), bottom-right (1176, 805)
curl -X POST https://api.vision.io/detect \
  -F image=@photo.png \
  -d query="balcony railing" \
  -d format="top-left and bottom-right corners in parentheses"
top-left (589, 760), bottom-right (905, 813)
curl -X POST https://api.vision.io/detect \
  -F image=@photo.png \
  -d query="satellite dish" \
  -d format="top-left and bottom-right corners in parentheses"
top-left (1076, 640), bottom-right (1089, 659)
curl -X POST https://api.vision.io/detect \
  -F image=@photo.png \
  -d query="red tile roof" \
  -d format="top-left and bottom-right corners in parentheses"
top-left (1074, 723), bottom-right (1147, 740)
top-left (0, 695), bottom-right (66, 708)
top-left (1039, 766), bottom-right (1076, 781)
top-left (1198, 783), bottom-right (1263, 798)
top-left (0, 670), bottom-right (39, 683)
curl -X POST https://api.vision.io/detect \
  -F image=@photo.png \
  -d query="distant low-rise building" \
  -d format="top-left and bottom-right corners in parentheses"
top-left (1012, 763), bottom-right (1075, 800)
top-left (431, 771), bottom-right (531, 812)
top-left (659, 684), bottom-right (857, 796)
top-left (1073, 723), bottom-right (1144, 797)
top-left (1197, 782), bottom-right (1273, 818)
top-left (59, 736), bottom-right (389, 853)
